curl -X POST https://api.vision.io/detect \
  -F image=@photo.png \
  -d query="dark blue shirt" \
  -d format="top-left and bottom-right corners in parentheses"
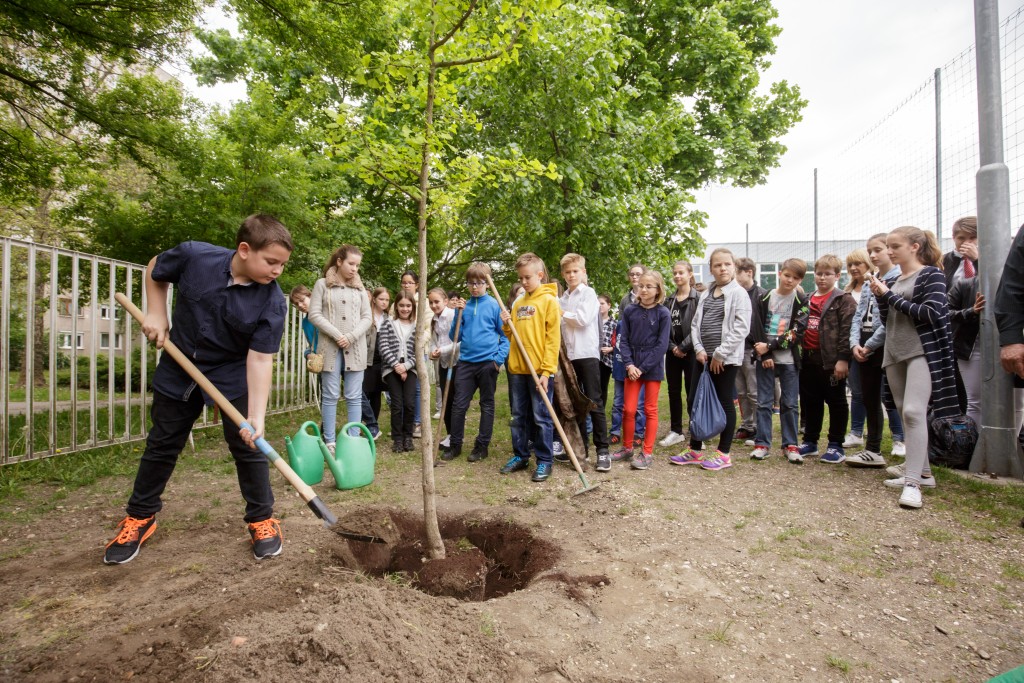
top-left (151, 241), bottom-right (287, 403)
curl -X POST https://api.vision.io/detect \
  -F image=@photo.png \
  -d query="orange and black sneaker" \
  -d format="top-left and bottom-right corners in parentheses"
top-left (103, 515), bottom-right (157, 565)
top-left (248, 518), bottom-right (283, 560)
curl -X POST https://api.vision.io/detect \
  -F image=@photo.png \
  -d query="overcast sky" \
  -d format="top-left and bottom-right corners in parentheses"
top-left (697, 0), bottom-right (1024, 243)
top-left (173, 1), bottom-right (1024, 244)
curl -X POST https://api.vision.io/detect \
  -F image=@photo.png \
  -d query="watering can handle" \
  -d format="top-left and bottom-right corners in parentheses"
top-left (300, 421), bottom-right (322, 437)
top-left (341, 422), bottom-right (376, 457)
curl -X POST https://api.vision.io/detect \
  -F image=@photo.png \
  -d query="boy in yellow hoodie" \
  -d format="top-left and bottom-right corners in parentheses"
top-left (499, 253), bottom-right (562, 482)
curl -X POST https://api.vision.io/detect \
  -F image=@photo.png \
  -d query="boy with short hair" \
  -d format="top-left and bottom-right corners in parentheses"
top-left (796, 254), bottom-right (856, 464)
top-left (105, 214), bottom-right (293, 565)
top-left (750, 258), bottom-right (808, 462)
top-left (500, 253), bottom-right (562, 482)
top-left (443, 262), bottom-right (509, 462)
top-left (559, 253), bottom-right (612, 471)
top-left (734, 257), bottom-right (766, 444)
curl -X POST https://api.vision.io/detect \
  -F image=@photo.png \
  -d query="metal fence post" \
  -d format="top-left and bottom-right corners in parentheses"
top-left (971, 0), bottom-right (1022, 477)
top-left (813, 168), bottom-right (819, 261)
top-left (935, 66), bottom-right (943, 240)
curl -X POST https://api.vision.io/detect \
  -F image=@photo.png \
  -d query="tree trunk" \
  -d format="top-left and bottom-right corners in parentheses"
top-left (415, 35), bottom-right (445, 560)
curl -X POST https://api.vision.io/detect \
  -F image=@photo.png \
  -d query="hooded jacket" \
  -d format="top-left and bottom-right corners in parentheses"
top-left (504, 282), bottom-right (561, 376)
top-left (449, 293), bottom-right (508, 365)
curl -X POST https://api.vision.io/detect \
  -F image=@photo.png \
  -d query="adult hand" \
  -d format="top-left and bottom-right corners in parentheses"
top-left (1000, 344), bottom-right (1024, 378)
top-left (696, 350), bottom-right (708, 365)
top-left (709, 357), bottom-right (724, 374)
top-left (961, 240), bottom-right (979, 262)
top-left (973, 292), bottom-right (986, 314)
top-left (834, 359), bottom-right (849, 380)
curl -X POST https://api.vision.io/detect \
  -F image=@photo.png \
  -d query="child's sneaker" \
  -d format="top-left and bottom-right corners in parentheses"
top-left (884, 475), bottom-right (936, 489)
top-left (500, 455), bottom-right (530, 474)
top-left (700, 451), bottom-right (732, 471)
top-left (898, 484), bottom-right (923, 509)
top-left (552, 440), bottom-right (568, 463)
top-left (785, 445), bottom-right (803, 464)
top-left (845, 450), bottom-right (886, 468)
top-left (595, 450), bottom-right (612, 472)
top-left (750, 446), bottom-right (771, 460)
top-left (248, 518), bottom-right (283, 560)
top-left (669, 450), bottom-right (704, 466)
top-left (659, 431), bottom-right (685, 447)
top-left (531, 461), bottom-right (552, 482)
top-left (734, 427), bottom-right (755, 442)
top-left (797, 442), bottom-right (819, 458)
top-left (630, 452), bottom-right (653, 470)
top-left (104, 515), bottom-right (157, 565)
top-left (886, 462), bottom-right (906, 477)
top-left (842, 433), bottom-right (864, 448)
top-left (610, 433), bottom-right (621, 445)
top-left (820, 445), bottom-right (846, 464)
top-left (891, 441), bottom-right (906, 456)
top-left (609, 446), bottom-right (634, 462)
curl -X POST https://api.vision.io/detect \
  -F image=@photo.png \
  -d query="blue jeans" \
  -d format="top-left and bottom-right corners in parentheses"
top-left (756, 363), bottom-right (798, 448)
top-left (509, 373), bottom-right (555, 464)
top-left (849, 360), bottom-right (865, 436)
top-left (610, 379), bottom-right (645, 437)
top-left (321, 360), bottom-right (365, 443)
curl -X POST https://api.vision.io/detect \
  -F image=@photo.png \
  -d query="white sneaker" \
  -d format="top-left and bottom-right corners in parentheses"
top-left (440, 435), bottom-right (450, 448)
top-left (884, 475), bottom-right (936, 489)
top-left (744, 439), bottom-right (755, 447)
top-left (891, 440), bottom-right (906, 456)
top-left (659, 431), bottom-right (684, 447)
top-left (750, 446), bottom-right (771, 460)
top-left (432, 411), bottom-right (441, 420)
top-left (898, 484), bottom-right (923, 509)
top-left (413, 423), bottom-right (422, 438)
top-left (845, 450), bottom-right (886, 468)
top-left (842, 433), bottom-right (864, 448)
top-left (886, 462), bottom-right (906, 477)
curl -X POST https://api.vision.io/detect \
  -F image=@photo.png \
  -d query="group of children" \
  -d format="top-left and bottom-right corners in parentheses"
top-left (103, 212), bottom-right (997, 566)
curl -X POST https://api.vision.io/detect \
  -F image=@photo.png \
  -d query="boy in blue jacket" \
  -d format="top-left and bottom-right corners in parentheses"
top-left (441, 262), bottom-right (510, 462)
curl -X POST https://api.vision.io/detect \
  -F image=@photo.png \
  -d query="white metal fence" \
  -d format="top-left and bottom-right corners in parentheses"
top-left (0, 237), bottom-right (315, 466)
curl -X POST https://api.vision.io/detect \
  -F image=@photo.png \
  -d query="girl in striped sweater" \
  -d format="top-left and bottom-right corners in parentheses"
top-left (869, 226), bottom-right (956, 509)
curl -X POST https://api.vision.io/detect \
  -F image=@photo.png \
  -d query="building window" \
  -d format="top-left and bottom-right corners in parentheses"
top-left (99, 333), bottom-right (123, 350)
top-left (99, 305), bottom-right (119, 320)
top-left (59, 333), bottom-right (84, 350)
top-left (759, 263), bottom-right (777, 291)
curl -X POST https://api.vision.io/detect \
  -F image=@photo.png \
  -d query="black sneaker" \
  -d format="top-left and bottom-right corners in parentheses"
top-left (531, 461), bottom-right (553, 482)
top-left (468, 444), bottom-right (489, 462)
top-left (404, 436), bottom-right (414, 451)
top-left (393, 438), bottom-right (405, 452)
top-left (248, 518), bottom-right (283, 560)
top-left (500, 455), bottom-right (530, 474)
top-left (734, 427), bottom-right (755, 441)
top-left (104, 515), bottom-right (157, 565)
top-left (440, 445), bottom-right (461, 461)
top-left (595, 450), bottom-right (611, 472)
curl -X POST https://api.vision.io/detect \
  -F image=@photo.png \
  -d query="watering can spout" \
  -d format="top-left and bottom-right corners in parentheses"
top-left (324, 422), bottom-right (376, 490)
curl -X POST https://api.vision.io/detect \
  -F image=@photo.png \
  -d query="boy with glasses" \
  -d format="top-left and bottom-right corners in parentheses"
top-left (441, 263), bottom-right (509, 462)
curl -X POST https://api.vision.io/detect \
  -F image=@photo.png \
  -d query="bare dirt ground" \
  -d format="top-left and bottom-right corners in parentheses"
top-left (1, 404), bottom-right (1023, 682)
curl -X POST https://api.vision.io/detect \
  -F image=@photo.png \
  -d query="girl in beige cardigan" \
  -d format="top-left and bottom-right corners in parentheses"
top-left (308, 245), bottom-right (372, 451)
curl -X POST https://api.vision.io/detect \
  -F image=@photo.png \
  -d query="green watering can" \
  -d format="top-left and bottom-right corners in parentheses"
top-left (284, 421), bottom-right (328, 486)
top-left (325, 422), bottom-right (376, 490)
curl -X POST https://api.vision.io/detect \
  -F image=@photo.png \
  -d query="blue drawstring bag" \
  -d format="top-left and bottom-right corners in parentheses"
top-left (689, 368), bottom-right (727, 442)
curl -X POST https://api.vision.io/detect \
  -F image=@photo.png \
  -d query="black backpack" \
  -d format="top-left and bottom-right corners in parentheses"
top-left (927, 413), bottom-right (979, 470)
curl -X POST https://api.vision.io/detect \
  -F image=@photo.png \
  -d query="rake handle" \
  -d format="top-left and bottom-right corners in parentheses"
top-left (484, 275), bottom-right (592, 484)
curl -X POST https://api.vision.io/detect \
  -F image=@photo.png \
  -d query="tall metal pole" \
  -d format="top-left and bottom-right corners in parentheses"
top-left (935, 67), bottom-right (944, 241)
top-left (745, 223), bottom-right (749, 258)
top-left (813, 168), bottom-right (819, 261)
top-left (971, 0), bottom-right (1021, 477)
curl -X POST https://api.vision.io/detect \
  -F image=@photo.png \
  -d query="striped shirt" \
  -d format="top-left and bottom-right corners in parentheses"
top-left (699, 290), bottom-right (726, 354)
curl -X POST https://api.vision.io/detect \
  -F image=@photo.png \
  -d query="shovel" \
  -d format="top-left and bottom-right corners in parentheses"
top-left (114, 293), bottom-right (385, 544)
top-left (484, 276), bottom-right (599, 496)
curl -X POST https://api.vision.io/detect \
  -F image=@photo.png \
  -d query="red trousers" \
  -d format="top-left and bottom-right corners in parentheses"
top-left (624, 379), bottom-right (660, 454)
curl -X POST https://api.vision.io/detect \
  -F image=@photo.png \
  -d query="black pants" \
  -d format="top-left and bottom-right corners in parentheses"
top-left (127, 390), bottom-right (273, 523)
top-left (362, 361), bottom-right (385, 423)
top-left (449, 360), bottom-right (499, 449)
top-left (800, 354), bottom-right (848, 447)
top-left (665, 351), bottom-right (697, 434)
top-left (858, 352), bottom-right (885, 454)
top-left (384, 371), bottom-right (417, 439)
top-left (571, 357), bottom-right (609, 453)
top-left (599, 363), bottom-right (612, 408)
top-left (437, 365), bottom-right (458, 434)
top-left (688, 363), bottom-right (739, 453)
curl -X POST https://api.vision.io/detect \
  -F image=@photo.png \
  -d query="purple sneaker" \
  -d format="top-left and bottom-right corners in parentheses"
top-left (669, 450), bottom-right (704, 466)
top-left (700, 452), bottom-right (733, 471)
